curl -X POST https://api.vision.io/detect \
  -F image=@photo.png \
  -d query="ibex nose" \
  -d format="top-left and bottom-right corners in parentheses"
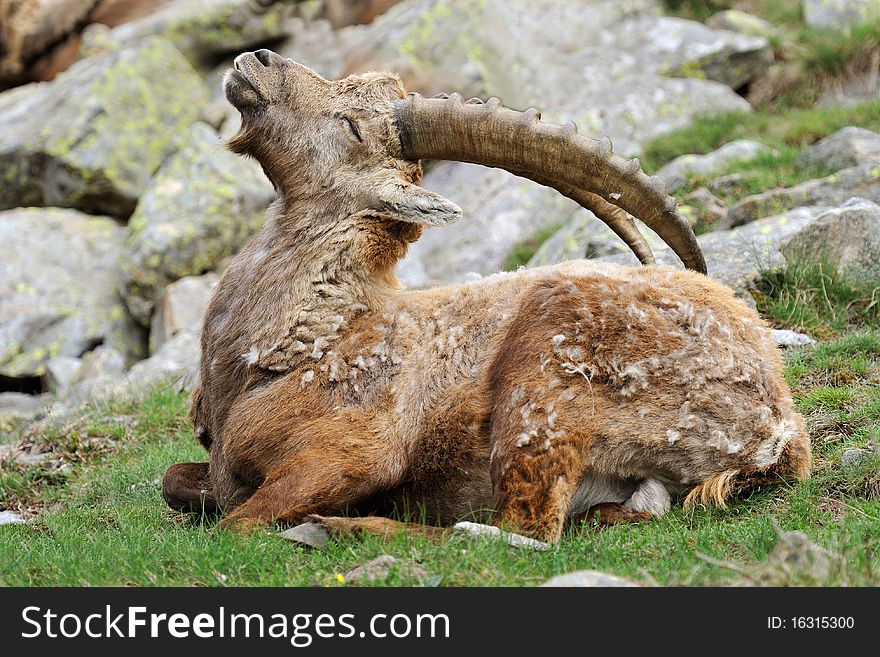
top-left (254, 49), bottom-right (274, 67)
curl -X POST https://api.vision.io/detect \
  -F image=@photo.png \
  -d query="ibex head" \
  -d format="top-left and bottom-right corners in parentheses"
top-left (224, 49), bottom-right (462, 229)
top-left (223, 50), bottom-right (708, 274)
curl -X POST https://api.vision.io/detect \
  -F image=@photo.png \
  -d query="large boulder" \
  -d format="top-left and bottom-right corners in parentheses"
top-left (597, 206), bottom-right (829, 301)
top-left (0, 208), bottom-right (127, 381)
top-left (527, 210), bottom-right (667, 268)
top-left (781, 198), bottom-right (880, 282)
top-left (642, 16), bottom-right (773, 90)
top-left (110, 0), bottom-right (294, 66)
top-left (796, 127), bottom-right (880, 172)
top-left (655, 140), bottom-right (770, 193)
top-left (723, 163), bottom-right (880, 228)
top-left (397, 164), bottom-right (581, 286)
top-left (803, 0), bottom-right (880, 29)
top-left (380, 0), bottom-right (751, 285)
top-left (0, 35), bottom-right (208, 218)
top-left (118, 122), bottom-right (274, 326)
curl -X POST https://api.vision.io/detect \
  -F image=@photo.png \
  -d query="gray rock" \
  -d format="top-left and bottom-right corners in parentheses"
top-left (803, 0), bottom-right (880, 29)
top-left (797, 127), bottom-right (880, 172)
top-left (343, 555), bottom-right (429, 584)
top-left (150, 274), bottom-right (218, 353)
top-left (125, 330), bottom-right (201, 395)
top-left (119, 122), bottom-right (273, 326)
top-left (599, 206), bottom-right (829, 301)
top-left (399, 163), bottom-right (582, 286)
top-left (771, 329), bottom-right (816, 348)
top-left (44, 356), bottom-right (83, 394)
top-left (656, 140), bottom-right (770, 193)
top-left (110, 0), bottom-right (295, 66)
top-left (452, 521), bottom-right (551, 551)
top-left (540, 570), bottom-right (639, 587)
top-left (67, 346), bottom-right (128, 401)
top-left (652, 16), bottom-right (773, 90)
top-left (0, 36), bottom-right (208, 217)
top-left (781, 198), bottom-right (880, 281)
top-left (681, 187), bottom-right (727, 227)
top-left (723, 164), bottom-right (880, 228)
top-left (840, 448), bottom-right (874, 470)
top-left (708, 172), bottom-right (746, 194)
top-left (0, 392), bottom-right (51, 433)
top-left (279, 521), bottom-right (331, 550)
top-left (0, 208), bottom-right (126, 380)
top-left (758, 530), bottom-right (831, 585)
top-left (277, 17), bottom-right (350, 80)
top-left (0, 511), bottom-right (25, 525)
top-left (527, 211), bottom-right (668, 269)
top-left (705, 10), bottom-right (779, 39)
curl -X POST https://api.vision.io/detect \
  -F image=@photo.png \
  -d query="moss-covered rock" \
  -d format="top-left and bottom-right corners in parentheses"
top-left (723, 164), bottom-right (880, 227)
top-left (111, 0), bottom-right (294, 67)
top-left (118, 122), bottom-right (274, 326)
top-left (0, 207), bottom-right (128, 381)
top-left (0, 36), bottom-right (208, 218)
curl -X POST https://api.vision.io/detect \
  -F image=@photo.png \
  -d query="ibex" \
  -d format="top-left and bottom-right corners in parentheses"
top-left (162, 49), bottom-right (811, 544)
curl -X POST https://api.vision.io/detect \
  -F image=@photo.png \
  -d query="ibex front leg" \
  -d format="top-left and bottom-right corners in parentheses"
top-left (218, 410), bottom-right (405, 532)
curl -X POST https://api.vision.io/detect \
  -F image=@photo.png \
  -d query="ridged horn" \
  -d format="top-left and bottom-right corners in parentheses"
top-left (394, 92), bottom-right (706, 274)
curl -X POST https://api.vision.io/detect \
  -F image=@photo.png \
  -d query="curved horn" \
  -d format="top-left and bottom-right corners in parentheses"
top-left (394, 93), bottom-right (706, 274)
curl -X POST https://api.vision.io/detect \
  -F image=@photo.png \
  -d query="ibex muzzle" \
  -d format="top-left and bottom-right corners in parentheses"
top-left (163, 51), bottom-right (809, 542)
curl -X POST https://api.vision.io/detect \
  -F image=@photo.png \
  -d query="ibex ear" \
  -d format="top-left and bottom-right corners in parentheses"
top-left (371, 180), bottom-right (462, 227)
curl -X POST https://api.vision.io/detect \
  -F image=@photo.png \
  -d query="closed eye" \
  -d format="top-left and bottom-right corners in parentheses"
top-left (343, 116), bottom-right (362, 142)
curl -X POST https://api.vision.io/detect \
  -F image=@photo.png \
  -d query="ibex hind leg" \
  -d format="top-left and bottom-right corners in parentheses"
top-left (485, 277), bottom-right (607, 543)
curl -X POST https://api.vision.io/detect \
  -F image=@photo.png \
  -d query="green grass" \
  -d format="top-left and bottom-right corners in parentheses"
top-left (503, 221), bottom-right (565, 271)
top-left (642, 99), bottom-right (880, 172)
top-left (756, 258), bottom-right (880, 339)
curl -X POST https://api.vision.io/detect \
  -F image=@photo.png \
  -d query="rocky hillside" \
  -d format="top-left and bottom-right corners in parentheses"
top-left (1, 0), bottom-right (879, 451)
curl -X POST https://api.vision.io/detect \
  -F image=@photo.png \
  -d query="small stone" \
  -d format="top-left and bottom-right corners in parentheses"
top-left (0, 511), bottom-right (25, 525)
top-left (343, 555), bottom-right (428, 584)
top-left (540, 570), bottom-right (639, 587)
top-left (279, 521), bottom-right (331, 550)
top-left (771, 329), bottom-right (816, 348)
top-left (708, 173), bottom-right (745, 194)
top-left (452, 521), bottom-right (551, 551)
top-left (840, 448), bottom-right (874, 470)
top-left (683, 187), bottom-right (727, 226)
top-left (44, 357), bottom-right (83, 394)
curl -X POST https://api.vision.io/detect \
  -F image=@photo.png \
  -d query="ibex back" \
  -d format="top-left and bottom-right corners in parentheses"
top-left (162, 50), bottom-right (810, 543)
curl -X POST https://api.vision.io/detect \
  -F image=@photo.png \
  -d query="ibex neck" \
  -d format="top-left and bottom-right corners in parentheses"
top-left (207, 199), bottom-right (410, 373)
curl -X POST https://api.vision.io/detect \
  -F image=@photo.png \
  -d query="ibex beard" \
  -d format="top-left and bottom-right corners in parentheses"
top-left (162, 50), bottom-right (811, 543)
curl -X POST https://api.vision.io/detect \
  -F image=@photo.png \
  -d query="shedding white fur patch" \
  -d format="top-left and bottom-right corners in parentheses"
top-left (753, 419), bottom-right (799, 467)
top-left (243, 345), bottom-right (260, 365)
top-left (666, 429), bottom-right (680, 445)
top-left (300, 370), bottom-right (315, 388)
top-left (551, 334), bottom-right (567, 346)
top-left (624, 479), bottom-right (671, 517)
